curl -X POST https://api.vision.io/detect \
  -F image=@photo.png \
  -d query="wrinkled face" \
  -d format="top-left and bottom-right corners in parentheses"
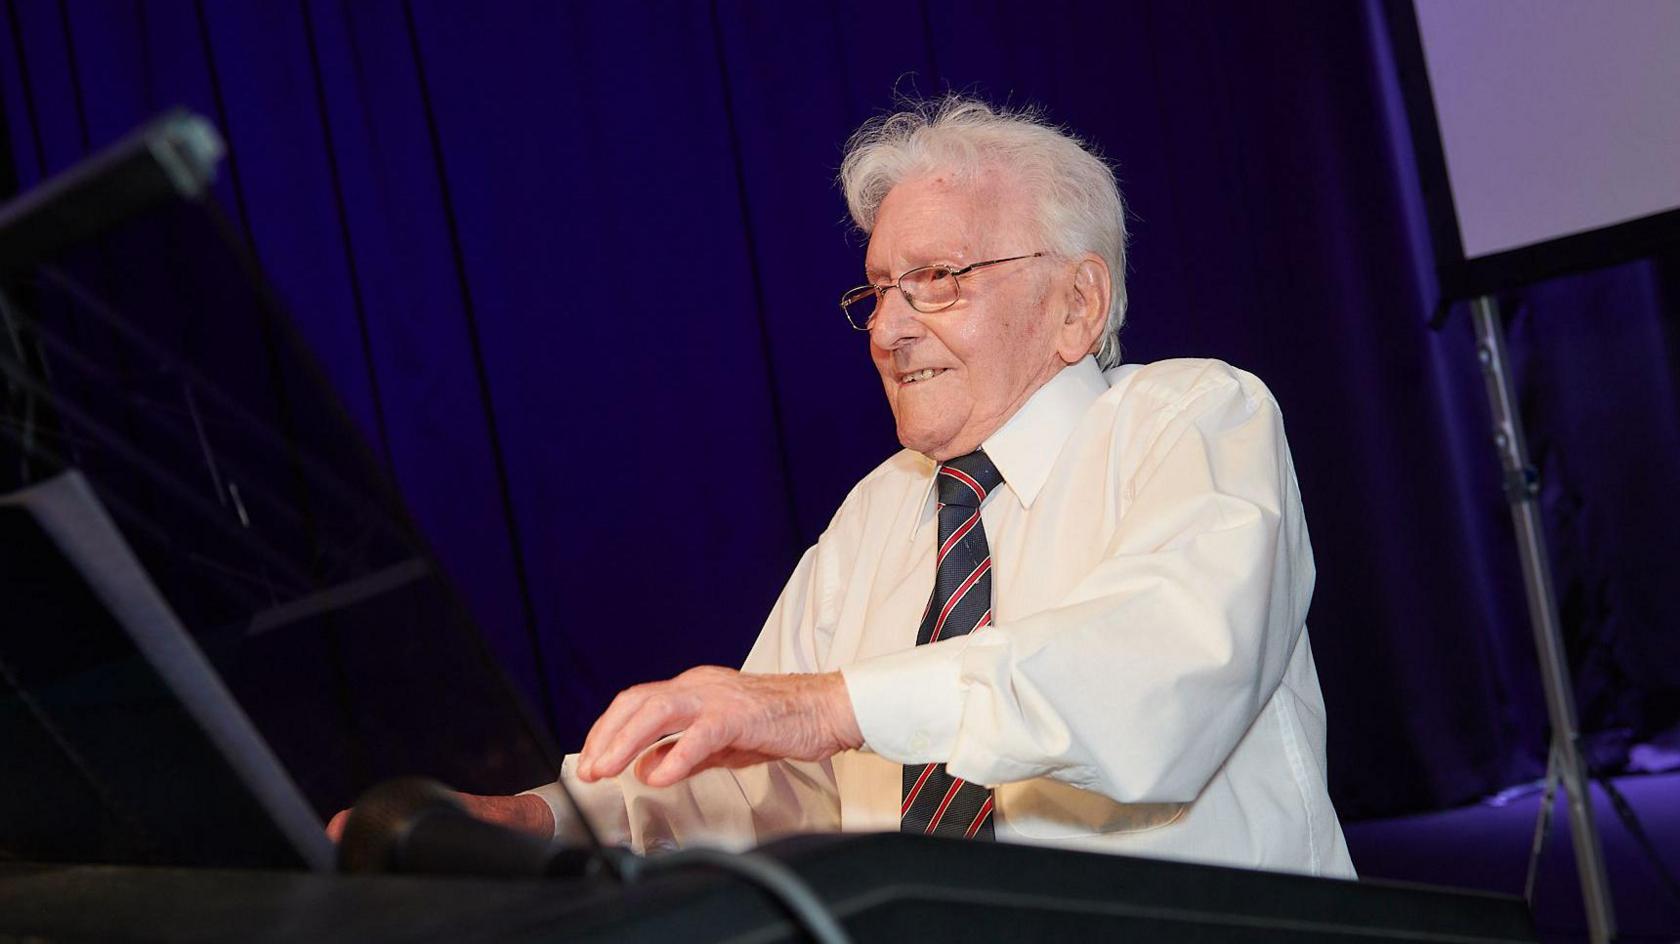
top-left (866, 172), bottom-right (1069, 461)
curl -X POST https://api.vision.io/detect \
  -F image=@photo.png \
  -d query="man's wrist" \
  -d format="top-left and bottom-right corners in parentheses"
top-left (816, 671), bottom-right (864, 751)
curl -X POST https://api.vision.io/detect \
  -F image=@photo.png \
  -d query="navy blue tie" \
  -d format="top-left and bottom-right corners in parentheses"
top-left (901, 450), bottom-right (1003, 840)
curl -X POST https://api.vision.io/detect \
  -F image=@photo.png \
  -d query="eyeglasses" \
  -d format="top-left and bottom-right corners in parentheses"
top-left (838, 252), bottom-right (1046, 331)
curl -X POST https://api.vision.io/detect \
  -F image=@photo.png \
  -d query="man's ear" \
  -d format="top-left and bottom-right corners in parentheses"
top-left (1058, 255), bottom-right (1111, 364)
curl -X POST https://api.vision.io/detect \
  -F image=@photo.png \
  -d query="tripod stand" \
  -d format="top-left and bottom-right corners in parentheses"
top-left (1468, 294), bottom-right (1615, 944)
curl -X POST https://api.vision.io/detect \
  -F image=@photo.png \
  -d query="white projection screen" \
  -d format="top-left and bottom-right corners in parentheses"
top-left (1385, 0), bottom-right (1680, 302)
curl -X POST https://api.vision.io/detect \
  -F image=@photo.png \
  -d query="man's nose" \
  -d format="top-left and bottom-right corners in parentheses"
top-left (868, 288), bottom-right (924, 349)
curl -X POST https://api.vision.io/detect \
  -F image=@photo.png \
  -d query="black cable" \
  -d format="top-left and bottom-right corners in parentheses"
top-left (632, 847), bottom-right (852, 944)
top-left (545, 774), bottom-right (850, 943)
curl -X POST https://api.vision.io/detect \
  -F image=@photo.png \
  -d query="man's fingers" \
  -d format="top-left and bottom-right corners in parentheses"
top-left (578, 688), bottom-right (642, 773)
top-left (643, 724), bottom-right (721, 787)
top-left (587, 692), bottom-right (694, 781)
top-left (633, 740), bottom-right (679, 784)
top-left (581, 667), bottom-right (829, 787)
top-left (634, 741), bottom-right (778, 783)
top-left (326, 808), bottom-right (349, 843)
top-left (578, 685), bottom-right (657, 779)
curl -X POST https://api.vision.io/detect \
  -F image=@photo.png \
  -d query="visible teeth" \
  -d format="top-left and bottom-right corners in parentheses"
top-left (904, 368), bottom-right (938, 383)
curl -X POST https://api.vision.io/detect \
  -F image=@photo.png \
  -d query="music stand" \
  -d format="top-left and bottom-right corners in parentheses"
top-left (0, 469), bottom-right (332, 871)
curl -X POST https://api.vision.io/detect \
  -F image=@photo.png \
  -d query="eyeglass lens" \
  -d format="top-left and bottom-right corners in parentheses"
top-left (844, 266), bottom-right (960, 328)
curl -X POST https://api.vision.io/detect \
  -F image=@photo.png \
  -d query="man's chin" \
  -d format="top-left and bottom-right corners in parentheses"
top-left (896, 423), bottom-right (968, 462)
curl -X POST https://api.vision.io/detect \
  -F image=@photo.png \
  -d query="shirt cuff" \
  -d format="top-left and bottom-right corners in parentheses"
top-left (517, 782), bottom-right (571, 843)
top-left (518, 754), bottom-right (631, 845)
top-left (840, 634), bottom-right (972, 764)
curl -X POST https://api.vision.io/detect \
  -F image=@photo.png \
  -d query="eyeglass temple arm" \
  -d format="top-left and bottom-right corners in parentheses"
top-left (952, 251), bottom-right (1046, 276)
top-left (844, 251), bottom-right (1047, 304)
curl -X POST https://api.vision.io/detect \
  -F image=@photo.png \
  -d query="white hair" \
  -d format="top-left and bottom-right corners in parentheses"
top-left (839, 95), bottom-right (1129, 368)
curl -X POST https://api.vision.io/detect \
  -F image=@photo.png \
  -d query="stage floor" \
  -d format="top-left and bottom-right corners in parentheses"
top-left (1344, 772), bottom-right (1680, 942)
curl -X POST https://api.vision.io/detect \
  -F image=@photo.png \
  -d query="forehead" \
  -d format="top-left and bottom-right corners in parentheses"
top-left (865, 171), bottom-right (1028, 276)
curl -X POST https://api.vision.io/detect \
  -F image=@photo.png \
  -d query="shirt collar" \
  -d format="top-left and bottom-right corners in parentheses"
top-left (981, 355), bottom-right (1108, 508)
top-left (907, 356), bottom-right (1107, 542)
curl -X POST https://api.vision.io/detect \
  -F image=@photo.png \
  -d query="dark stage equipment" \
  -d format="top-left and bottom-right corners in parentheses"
top-left (0, 832), bottom-right (1539, 943)
top-left (1384, 4), bottom-right (1680, 941)
top-left (1384, 2), bottom-right (1680, 308)
top-left (0, 109), bottom-right (559, 850)
top-left (336, 775), bottom-right (851, 943)
top-left (0, 111), bottom-right (222, 273)
top-left (0, 470), bottom-right (331, 871)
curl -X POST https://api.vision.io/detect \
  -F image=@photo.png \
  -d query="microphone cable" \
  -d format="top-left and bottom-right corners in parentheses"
top-left (546, 773), bottom-right (852, 944)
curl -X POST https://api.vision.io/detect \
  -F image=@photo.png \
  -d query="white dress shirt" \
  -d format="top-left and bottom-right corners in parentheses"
top-left (528, 356), bottom-right (1355, 878)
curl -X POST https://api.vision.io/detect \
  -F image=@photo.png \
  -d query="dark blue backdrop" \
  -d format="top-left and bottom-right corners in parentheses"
top-left (3, 0), bottom-right (1676, 819)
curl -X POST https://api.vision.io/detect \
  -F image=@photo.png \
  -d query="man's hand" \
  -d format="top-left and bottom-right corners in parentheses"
top-left (325, 791), bottom-right (555, 842)
top-left (576, 667), bottom-right (863, 788)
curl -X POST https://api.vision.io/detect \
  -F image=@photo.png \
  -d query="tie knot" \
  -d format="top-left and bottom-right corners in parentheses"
top-left (937, 450), bottom-right (1003, 508)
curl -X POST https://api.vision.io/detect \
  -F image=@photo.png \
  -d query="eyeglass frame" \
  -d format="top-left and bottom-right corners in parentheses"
top-left (838, 251), bottom-right (1047, 331)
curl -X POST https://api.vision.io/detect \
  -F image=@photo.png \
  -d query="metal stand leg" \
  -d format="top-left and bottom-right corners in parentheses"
top-left (1470, 295), bottom-right (1616, 943)
top-left (1523, 746), bottom-right (1560, 903)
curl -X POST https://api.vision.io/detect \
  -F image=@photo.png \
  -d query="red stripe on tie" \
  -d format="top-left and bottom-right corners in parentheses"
top-left (901, 763), bottom-right (936, 816)
top-left (937, 510), bottom-right (981, 565)
top-left (975, 610), bottom-right (992, 629)
top-left (925, 778), bottom-right (966, 834)
top-left (940, 466), bottom-right (987, 503)
top-left (964, 795), bottom-right (995, 838)
top-left (929, 557), bottom-right (991, 643)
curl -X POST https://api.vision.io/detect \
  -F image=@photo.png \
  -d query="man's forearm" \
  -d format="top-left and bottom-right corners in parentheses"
top-left (458, 791), bottom-right (556, 838)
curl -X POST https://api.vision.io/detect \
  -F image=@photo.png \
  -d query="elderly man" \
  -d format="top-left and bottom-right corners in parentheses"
top-left (361, 96), bottom-right (1353, 878)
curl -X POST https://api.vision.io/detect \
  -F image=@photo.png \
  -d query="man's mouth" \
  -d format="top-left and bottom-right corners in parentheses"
top-left (899, 368), bottom-right (949, 385)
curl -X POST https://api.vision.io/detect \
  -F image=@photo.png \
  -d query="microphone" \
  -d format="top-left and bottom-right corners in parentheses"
top-left (336, 777), bottom-right (600, 879)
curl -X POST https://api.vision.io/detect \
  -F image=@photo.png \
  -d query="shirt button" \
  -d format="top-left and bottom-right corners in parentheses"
top-left (909, 732), bottom-right (930, 753)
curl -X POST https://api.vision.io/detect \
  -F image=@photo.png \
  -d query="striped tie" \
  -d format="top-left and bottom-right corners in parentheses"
top-left (901, 449), bottom-right (1003, 840)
